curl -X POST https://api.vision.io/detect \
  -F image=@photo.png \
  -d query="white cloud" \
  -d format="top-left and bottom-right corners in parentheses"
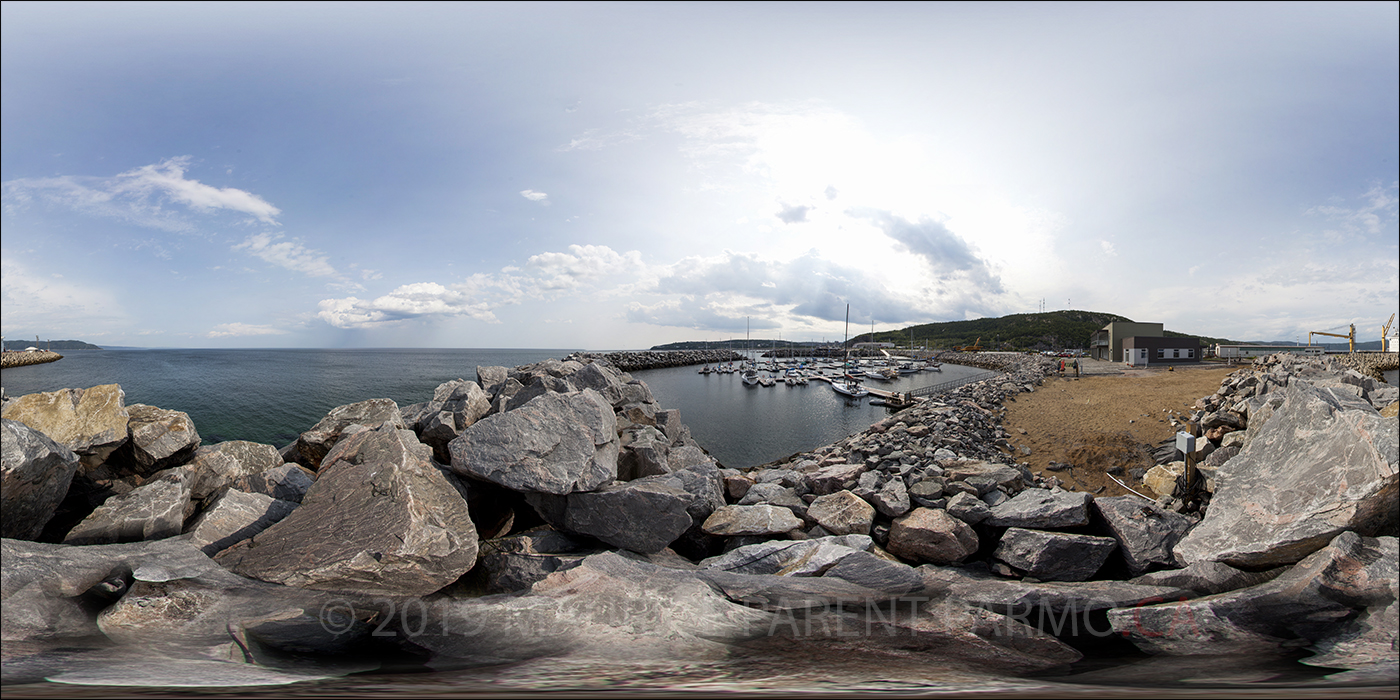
top-left (233, 233), bottom-right (337, 278)
top-left (2, 156), bottom-right (280, 231)
top-left (207, 323), bottom-right (288, 338)
top-left (520, 189), bottom-right (550, 205)
top-left (317, 282), bottom-right (498, 329)
top-left (776, 202), bottom-right (811, 223)
top-left (523, 244), bottom-right (646, 294)
top-left (1100, 240), bottom-right (1117, 257)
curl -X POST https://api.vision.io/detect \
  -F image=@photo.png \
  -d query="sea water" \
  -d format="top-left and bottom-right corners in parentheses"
top-left (1, 348), bottom-right (991, 467)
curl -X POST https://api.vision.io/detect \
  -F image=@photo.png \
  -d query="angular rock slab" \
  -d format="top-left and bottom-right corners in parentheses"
top-left (217, 425), bottom-right (478, 596)
top-left (1131, 560), bottom-right (1284, 596)
top-left (946, 491), bottom-right (992, 525)
top-left (186, 440), bottom-right (285, 501)
top-left (449, 389), bottom-right (618, 495)
top-left (1174, 382), bottom-right (1399, 568)
top-left (820, 550), bottom-right (924, 596)
top-left (805, 463), bottom-right (866, 495)
top-left (182, 489), bottom-right (297, 556)
top-left (564, 477), bottom-right (694, 553)
top-left (293, 398), bottom-right (405, 470)
top-left (986, 489), bottom-right (1092, 529)
top-left (475, 528), bottom-right (593, 593)
top-left (807, 490), bottom-right (875, 536)
top-left (1, 384), bottom-right (129, 467)
top-left (698, 535), bottom-right (873, 576)
top-left (750, 598), bottom-right (1082, 676)
top-left (229, 462), bottom-right (315, 504)
top-left (63, 467), bottom-right (193, 545)
top-left (993, 528), bottom-right (1117, 582)
top-left (395, 552), bottom-right (774, 665)
top-left (920, 564), bottom-right (1197, 621)
top-left (871, 476), bottom-right (911, 517)
top-left (886, 507), bottom-right (979, 565)
top-left (1111, 532), bottom-right (1397, 659)
top-left (117, 404), bottom-right (201, 474)
top-left (2, 419), bottom-right (80, 540)
top-left (1094, 496), bottom-right (1196, 576)
top-left (702, 504), bottom-right (803, 536)
top-left (415, 379), bottom-right (492, 462)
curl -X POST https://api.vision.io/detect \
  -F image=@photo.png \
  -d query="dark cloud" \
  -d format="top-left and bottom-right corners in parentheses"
top-left (776, 203), bottom-right (811, 223)
top-left (850, 208), bottom-right (1004, 294)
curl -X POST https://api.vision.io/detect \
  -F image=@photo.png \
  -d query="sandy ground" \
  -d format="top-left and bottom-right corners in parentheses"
top-left (1001, 361), bottom-right (1237, 498)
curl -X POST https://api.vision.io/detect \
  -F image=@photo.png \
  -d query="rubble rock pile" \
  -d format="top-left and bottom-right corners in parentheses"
top-left (1, 351), bottom-right (1394, 685)
top-left (567, 349), bottom-right (744, 372)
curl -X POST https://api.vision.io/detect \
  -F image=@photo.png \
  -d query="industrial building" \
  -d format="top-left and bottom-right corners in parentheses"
top-left (1088, 322), bottom-right (1164, 362)
top-left (1122, 336), bottom-right (1204, 366)
top-left (1215, 344), bottom-right (1324, 359)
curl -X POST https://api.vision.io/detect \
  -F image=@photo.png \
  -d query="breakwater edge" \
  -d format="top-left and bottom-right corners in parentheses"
top-left (0, 351), bottom-right (1395, 694)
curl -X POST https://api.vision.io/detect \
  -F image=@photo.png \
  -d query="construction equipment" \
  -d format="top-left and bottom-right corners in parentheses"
top-left (1382, 314), bottom-right (1396, 353)
top-left (956, 337), bottom-right (983, 352)
top-left (1308, 324), bottom-right (1355, 354)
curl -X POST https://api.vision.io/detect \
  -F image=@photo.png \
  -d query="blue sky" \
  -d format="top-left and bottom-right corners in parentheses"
top-left (3, 2), bottom-right (1396, 349)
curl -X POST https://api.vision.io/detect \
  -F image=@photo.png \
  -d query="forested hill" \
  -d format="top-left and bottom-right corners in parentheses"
top-left (870, 310), bottom-right (1237, 351)
top-left (2, 339), bottom-right (103, 350)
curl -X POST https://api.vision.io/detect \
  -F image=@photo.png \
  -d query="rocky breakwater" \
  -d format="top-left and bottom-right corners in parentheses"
top-left (935, 351), bottom-right (1043, 373)
top-left (1, 350), bottom-right (63, 369)
top-left (1, 350), bottom-right (1395, 687)
top-left (567, 349), bottom-right (744, 372)
top-left (1324, 351), bottom-right (1400, 382)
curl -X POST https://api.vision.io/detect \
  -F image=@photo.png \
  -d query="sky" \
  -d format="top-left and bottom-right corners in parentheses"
top-left (2, 2), bottom-right (1397, 350)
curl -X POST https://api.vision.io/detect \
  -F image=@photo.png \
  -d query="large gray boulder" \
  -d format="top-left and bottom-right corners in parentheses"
top-left (1130, 560), bottom-right (1285, 596)
top-left (870, 476), bottom-right (911, 517)
top-left (414, 379), bottom-right (491, 462)
top-left (216, 425), bottom-right (478, 596)
top-left (807, 490), bottom-right (875, 536)
top-left (228, 462), bottom-right (315, 503)
top-left (993, 528), bottom-right (1117, 582)
top-left (448, 389), bottom-right (619, 495)
top-left (698, 535), bottom-right (873, 576)
top-left (986, 489), bottom-right (1092, 529)
top-left (820, 550), bottom-right (924, 595)
top-left (1174, 382), bottom-right (1399, 568)
top-left (393, 552), bottom-right (774, 665)
top-left (293, 398), bottom-right (405, 470)
top-left (2, 419), bottom-right (80, 540)
top-left (1094, 496), bottom-right (1196, 576)
top-left (0, 384), bottom-right (129, 468)
top-left (2, 538), bottom-right (382, 659)
top-left (701, 504), bottom-right (803, 536)
top-left (886, 507), bottom-right (979, 564)
top-left (181, 489), bottom-right (297, 556)
top-left (921, 564), bottom-right (1197, 625)
top-left (115, 404), bottom-right (201, 474)
top-left (63, 467), bottom-right (193, 545)
top-left (1112, 531), bottom-right (1397, 663)
top-left (474, 528), bottom-right (593, 593)
top-left (563, 477), bottom-right (695, 553)
top-left (185, 440), bottom-right (285, 502)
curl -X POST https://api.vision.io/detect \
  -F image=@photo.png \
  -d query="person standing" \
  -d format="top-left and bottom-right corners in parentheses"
top-left (1073, 358), bottom-right (1080, 378)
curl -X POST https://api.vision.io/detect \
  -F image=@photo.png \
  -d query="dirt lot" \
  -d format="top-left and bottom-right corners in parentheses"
top-left (1001, 363), bottom-right (1237, 497)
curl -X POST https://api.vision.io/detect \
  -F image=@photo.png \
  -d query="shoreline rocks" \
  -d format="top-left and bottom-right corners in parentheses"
top-left (1, 351), bottom-right (1395, 686)
top-left (566, 349), bottom-right (744, 371)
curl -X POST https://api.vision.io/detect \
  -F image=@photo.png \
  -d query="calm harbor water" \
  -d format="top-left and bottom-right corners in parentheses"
top-left (0, 348), bottom-right (992, 467)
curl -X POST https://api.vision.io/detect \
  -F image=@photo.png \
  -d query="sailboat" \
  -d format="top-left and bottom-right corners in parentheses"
top-left (832, 304), bottom-right (868, 398)
top-left (742, 316), bottom-right (760, 386)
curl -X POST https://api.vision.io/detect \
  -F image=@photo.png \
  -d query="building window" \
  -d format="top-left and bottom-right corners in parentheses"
top-left (1173, 349), bottom-right (1180, 359)
top-left (1156, 348), bottom-right (1165, 359)
top-left (1186, 348), bottom-right (1194, 358)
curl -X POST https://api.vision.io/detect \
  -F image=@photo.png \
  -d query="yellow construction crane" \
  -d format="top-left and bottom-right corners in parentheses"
top-left (1309, 324), bottom-right (1355, 354)
top-left (1383, 314), bottom-right (1396, 353)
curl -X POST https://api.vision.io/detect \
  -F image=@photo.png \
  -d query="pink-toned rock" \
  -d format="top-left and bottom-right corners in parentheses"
top-left (887, 507), bottom-right (979, 564)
